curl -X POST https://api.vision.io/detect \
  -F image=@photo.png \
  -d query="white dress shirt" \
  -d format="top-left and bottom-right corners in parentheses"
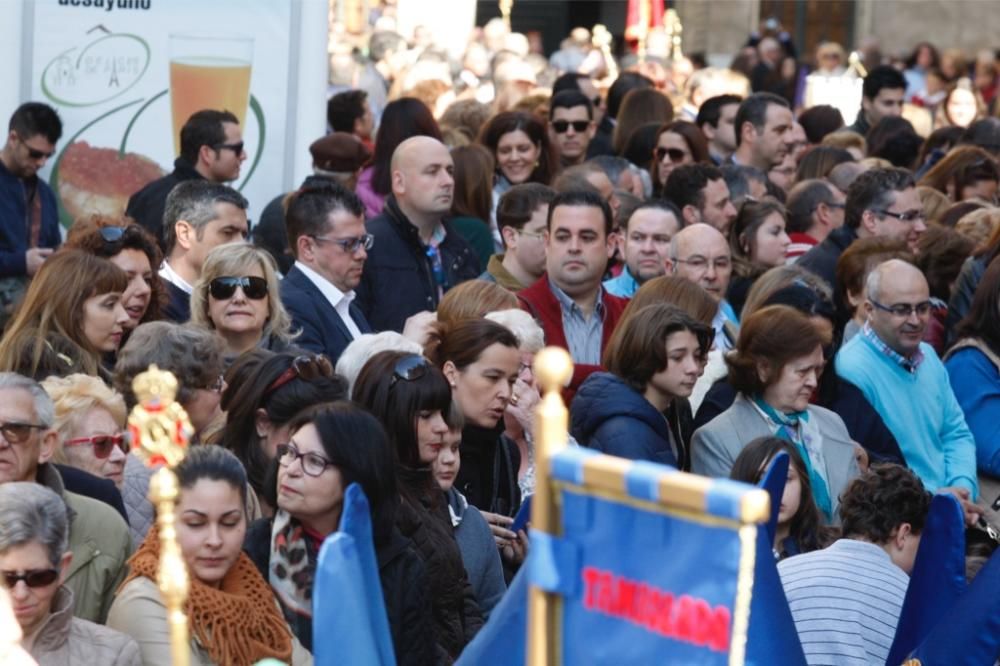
top-left (158, 261), bottom-right (193, 294)
top-left (293, 261), bottom-right (363, 340)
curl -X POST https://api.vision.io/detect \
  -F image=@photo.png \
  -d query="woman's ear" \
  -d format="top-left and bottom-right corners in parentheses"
top-left (756, 360), bottom-right (772, 385)
top-left (57, 550), bottom-right (73, 585)
top-left (254, 408), bottom-right (272, 439)
top-left (442, 360), bottom-right (459, 388)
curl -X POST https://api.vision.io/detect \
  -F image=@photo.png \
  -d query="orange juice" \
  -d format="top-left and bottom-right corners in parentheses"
top-left (169, 57), bottom-right (251, 155)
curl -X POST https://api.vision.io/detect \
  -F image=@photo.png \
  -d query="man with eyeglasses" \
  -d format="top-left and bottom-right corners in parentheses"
top-left (281, 182), bottom-right (373, 362)
top-left (668, 223), bottom-right (738, 351)
top-left (159, 180), bottom-right (249, 322)
top-left (0, 373), bottom-right (130, 623)
top-left (547, 90), bottom-right (595, 169)
top-left (785, 179), bottom-right (846, 263)
top-left (0, 103), bottom-right (62, 305)
top-left (481, 183), bottom-right (556, 291)
top-left (799, 167), bottom-right (926, 287)
top-left (837, 260), bottom-right (981, 526)
top-left (126, 109), bottom-right (247, 247)
top-left (356, 136), bottom-right (481, 333)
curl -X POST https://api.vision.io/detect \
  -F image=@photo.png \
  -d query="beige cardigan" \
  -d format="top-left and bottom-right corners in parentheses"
top-left (107, 576), bottom-right (313, 666)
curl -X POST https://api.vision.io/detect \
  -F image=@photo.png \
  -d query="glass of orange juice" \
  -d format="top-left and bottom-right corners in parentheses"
top-left (168, 34), bottom-right (253, 155)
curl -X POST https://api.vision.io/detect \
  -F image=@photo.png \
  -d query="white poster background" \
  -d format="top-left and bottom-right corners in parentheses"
top-left (22, 0), bottom-right (328, 227)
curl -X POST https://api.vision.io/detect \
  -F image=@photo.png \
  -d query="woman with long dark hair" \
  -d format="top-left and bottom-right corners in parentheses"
top-left (353, 351), bottom-right (484, 660)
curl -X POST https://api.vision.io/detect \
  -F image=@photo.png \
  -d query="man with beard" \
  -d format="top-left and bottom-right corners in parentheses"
top-left (837, 259), bottom-right (980, 525)
top-left (356, 136), bottom-right (481, 332)
top-left (518, 190), bottom-right (628, 396)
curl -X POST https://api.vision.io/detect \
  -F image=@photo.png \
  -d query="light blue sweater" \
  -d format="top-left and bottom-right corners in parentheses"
top-left (944, 345), bottom-right (1000, 477)
top-left (836, 334), bottom-right (978, 497)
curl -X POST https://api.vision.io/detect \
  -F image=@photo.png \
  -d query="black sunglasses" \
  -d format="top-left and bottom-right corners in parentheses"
top-left (389, 354), bottom-right (429, 388)
top-left (655, 146), bottom-right (688, 163)
top-left (209, 276), bottom-right (268, 301)
top-left (551, 120), bottom-right (590, 134)
top-left (215, 141), bottom-right (245, 155)
top-left (2, 569), bottom-right (59, 589)
top-left (264, 354), bottom-right (334, 397)
top-left (18, 136), bottom-right (54, 160)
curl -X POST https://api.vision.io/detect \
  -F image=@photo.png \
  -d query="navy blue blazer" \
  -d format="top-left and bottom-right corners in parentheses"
top-left (281, 265), bottom-right (372, 363)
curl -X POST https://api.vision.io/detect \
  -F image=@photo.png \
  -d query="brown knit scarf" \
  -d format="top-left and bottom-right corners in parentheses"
top-left (123, 530), bottom-right (294, 666)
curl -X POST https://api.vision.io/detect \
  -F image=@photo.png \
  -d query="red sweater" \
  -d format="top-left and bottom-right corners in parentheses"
top-left (517, 275), bottom-right (629, 402)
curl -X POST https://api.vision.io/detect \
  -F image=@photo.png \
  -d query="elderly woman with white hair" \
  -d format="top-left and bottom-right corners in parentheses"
top-left (484, 308), bottom-right (546, 497)
top-left (190, 243), bottom-right (297, 363)
top-left (334, 331), bottom-right (424, 396)
top-left (0, 482), bottom-right (140, 665)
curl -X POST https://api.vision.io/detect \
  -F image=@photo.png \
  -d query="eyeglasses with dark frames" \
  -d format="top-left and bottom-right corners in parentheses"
top-left (264, 354), bottom-right (334, 398)
top-left (871, 208), bottom-right (925, 223)
top-left (209, 276), bottom-right (269, 301)
top-left (0, 421), bottom-right (48, 445)
top-left (1, 569), bottom-right (59, 589)
top-left (869, 299), bottom-right (933, 318)
top-left (64, 433), bottom-right (128, 459)
top-left (276, 442), bottom-right (334, 477)
top-left (389, 355), bottom-right (429, 388)
top-left (214, 141), bottom-right (245, 155)
top-left (309, 233), bottom-right (374, 254)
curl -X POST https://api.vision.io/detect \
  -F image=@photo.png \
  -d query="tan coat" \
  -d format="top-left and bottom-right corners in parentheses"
top-left (37, 464), bottom-right (132, 623)
top-left (29, 586), bottom-right (141, 666)
top-left (107, 576), bottom-right (313, 666)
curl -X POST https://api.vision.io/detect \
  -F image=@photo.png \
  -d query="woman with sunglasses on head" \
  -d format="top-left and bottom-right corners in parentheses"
top-left (221, 351), bottom-right (346, 517)
top-left (0, 250), bottom-right (130, 381)
top-left (64, 216), bottom-right (164, 335)
top-left (0, 482), bottom-right (140, 665)
top-left (190, 243), bottom-right (296, 364)
top-left (110, 445), bottom-right (311, 666)
top-left (244, 402), bottom-right (434, 664)
top-left (651, 120), bottom-right (710, 196)
top-left (354, 351), bottom-right (485, 656)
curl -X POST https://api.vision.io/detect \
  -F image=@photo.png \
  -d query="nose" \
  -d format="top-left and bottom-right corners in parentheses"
top-left (431, 412), bottom-right (448, 435)
top-left (115, 303), bottom-right (130, 327)
top-left (804, 369), bottom-right (818, 390)
top-left (440, 447), bottom-right (457, 465)
top-left (231, 286), bottom-right (248, 303)
top-left (206, 524), bottom-right (223, 547)
top-left (500, 381), bottom-right (513, 401)
top-left (704, 262), bottom-right (717, 279)
top-left (640, 236), bottom-right (656, 253)
top-left (133, 275), bottom-right (151, 297)
top-left (109, 442), bottom-right (127, 463)
top-left (725, 202), bottom-right (737, 219)
top-left (9, 579), bottom-right (29, 601)
top-left (914, 218), bottom-right (927, 233)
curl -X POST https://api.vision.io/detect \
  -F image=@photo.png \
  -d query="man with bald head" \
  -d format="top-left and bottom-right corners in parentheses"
top-left (668, 223), bottom-right (738, 350)
top-left (356, 136), bottom-right (481, 332)
top-left (837, 259), bottom-right (981, 523)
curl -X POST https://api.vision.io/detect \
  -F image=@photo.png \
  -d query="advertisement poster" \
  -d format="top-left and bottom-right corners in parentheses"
top-left (25, 0), bottom-right (324, 227)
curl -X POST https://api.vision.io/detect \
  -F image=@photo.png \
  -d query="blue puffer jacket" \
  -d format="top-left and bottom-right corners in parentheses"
top-left (570, 372), bottom-right (687, 468)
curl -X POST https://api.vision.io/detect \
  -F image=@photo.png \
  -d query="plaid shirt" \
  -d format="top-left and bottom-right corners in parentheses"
top-left (862, 321), bottom-right (924, 374)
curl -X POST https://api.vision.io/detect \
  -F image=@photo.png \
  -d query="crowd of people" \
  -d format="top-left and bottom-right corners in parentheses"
top-left (2, 12), bottom-right (1000, 666)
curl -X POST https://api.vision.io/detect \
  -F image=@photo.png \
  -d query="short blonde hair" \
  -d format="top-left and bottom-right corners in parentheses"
top-left (954, 207), bottom-right (1000, 247)
top-left (40, 374), bottom-right (126, 463)
top-left (190, 244), bottom-right (294, 343)
top-left (485, 309), bottom-right (545, 352)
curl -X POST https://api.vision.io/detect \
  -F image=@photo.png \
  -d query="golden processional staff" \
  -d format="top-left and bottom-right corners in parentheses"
top-left (128, 365), bottom-right (195, 666)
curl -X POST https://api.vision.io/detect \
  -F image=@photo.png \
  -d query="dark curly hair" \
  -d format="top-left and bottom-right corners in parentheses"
top-left (839, 464), bottom-right (932, 543)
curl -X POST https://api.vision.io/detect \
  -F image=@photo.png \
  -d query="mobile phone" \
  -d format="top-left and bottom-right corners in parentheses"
top-left (510, 496), bottom-right (532, 533)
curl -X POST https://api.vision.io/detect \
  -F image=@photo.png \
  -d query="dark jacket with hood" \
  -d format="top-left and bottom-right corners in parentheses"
top-left (356, 195), bottom-right (481, 332)
top-left (396, 468), bottom-right (483, 662)
top-left (244, 518), bottom-right (435, 665)
top-left (796, 225), bottom-right (859, 288)
top-left (570, 372), bottom-right (694, 469)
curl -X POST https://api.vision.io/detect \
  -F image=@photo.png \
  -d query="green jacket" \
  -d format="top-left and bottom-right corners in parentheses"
top-left (37, 463), bottom-right (132, 623)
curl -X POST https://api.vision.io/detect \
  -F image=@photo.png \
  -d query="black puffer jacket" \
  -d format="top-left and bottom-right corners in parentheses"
top-left (356, 195), bottom-right (481, 332)
top-left (396, 469), bottom-right (483, 663)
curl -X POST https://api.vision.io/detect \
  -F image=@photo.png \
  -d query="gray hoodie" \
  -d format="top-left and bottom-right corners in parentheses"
top-left (447, 487), bottom-right (506, 618)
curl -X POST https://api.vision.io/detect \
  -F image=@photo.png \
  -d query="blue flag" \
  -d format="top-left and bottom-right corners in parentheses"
top-left (312, 483), bottom-right (396, 666)
top-left (757, 452), bottom-right (789, 546)
top-left (455, 565), bottom-right (530, 666)
top-left (886, 493), bottom-right (966, 665)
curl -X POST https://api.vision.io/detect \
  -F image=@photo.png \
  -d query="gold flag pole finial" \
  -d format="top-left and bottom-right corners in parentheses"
top-left (129, 364), bottom-right (194, 666)
top-left (527, 347), bottom-right (574, 666)
top-left (499, 0), bottom-right (513, 30)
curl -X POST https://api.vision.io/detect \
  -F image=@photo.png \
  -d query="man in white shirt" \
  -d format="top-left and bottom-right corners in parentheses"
top-left (159, 180), bottom-right (249, 322)
top-left (280, 181), bottom-right (373, 361)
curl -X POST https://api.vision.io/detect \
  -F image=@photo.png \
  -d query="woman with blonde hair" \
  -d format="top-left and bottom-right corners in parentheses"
top-left (0, 250), bottom-right (129, 380)
top-left (190, 244), bottom-right (295, 362)
top-left (435, 280), bottom-right (519, 326)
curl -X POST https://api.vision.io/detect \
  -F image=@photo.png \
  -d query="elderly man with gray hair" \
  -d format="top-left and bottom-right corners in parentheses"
top-left (0, 373), bottom-right (131, 625)
top-left (785, 179), bottom-right (846, 262)
top-left (159, 180), bottom-right (249, 323)
top-left (0, 482), bottom-right (140, 664)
